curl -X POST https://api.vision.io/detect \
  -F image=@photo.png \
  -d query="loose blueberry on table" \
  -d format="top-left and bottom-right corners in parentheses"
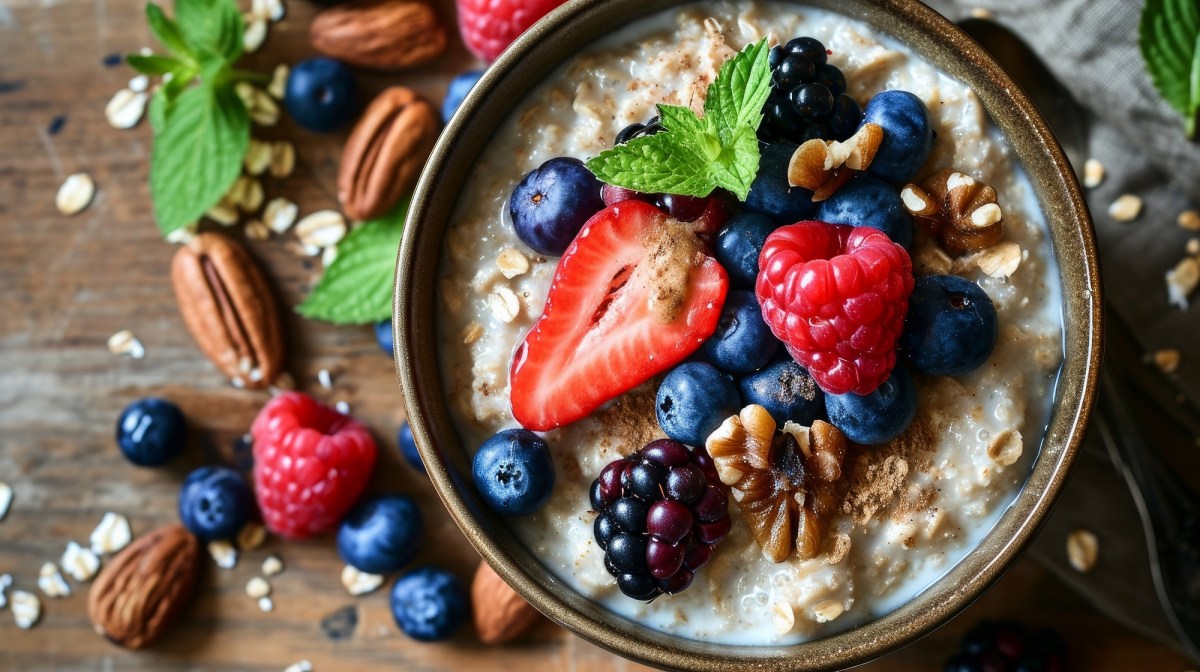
top-left (178, 466), bottom-right (253, 542)
top-left (390, 566), bottom-right (468, 642)
top-left (115, 397), bottom-right (186, 467)
top-left (337, 494), bottom-right (423, 575)
top-left (398, 420), bottom-right (426, 475)
top-left (284, 57), bottom-right (358, 133)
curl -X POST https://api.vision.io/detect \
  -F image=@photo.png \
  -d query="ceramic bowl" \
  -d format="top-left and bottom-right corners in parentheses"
top-left (395, 0), bottom-right (1101, 668)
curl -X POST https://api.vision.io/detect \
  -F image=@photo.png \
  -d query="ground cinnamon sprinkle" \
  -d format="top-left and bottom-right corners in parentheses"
top-left (841, 411), bottom-right (939, 526)
top-left (591, 381), bottom-right (665, 457)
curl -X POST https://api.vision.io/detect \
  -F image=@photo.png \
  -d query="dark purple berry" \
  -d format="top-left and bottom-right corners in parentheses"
top-left (642, 439), bottom-right (691, 467)
top-left (615, 122), bottom-right (645, 145)
top-left (774, 54), bottom-right (816, 89)
top-left (696, 516), bottom-right (731, 544)
top-left (598, 459), bottom-right (630, 502)
top-left (589, 479), bottom-right (605, 510)
top-left (628, 462), bottom-right (666, 500)
top-left (980, 651), bottom-right (1012, 672)
top-left (769, 44), bottom-right (786, 69)
top-left (646, 538), bottom-right (685, 579)
top-left (694, 484), bottom-right (728, 522)
top-left (829, 94), bottom-right (862, 140)
top-left (816, 64), bottom-right (846, 95)
top-left (790, 83), bottom-right (835, 120)
top-left (617, 572), bottom-right (661, 601)
top-left (657, 194), bottom-right (708, 222)
top-left (594, 514), bottom-right (618, 550)
top-left (963, 620), bottom-right (999, 655)
top-left (658, 568), bottom-right (693, 594)
top-left (785, 36), bottom-right (828, 67)
top-left (683, 543), bottom-right (713, 570)
top-left (994, 621), bottom-right (1028, 660)
top-left (945, 653), bottom-right (984, 672)
top-left (612, 496), bottom-right (649, 533)
top-left (665, 464), bottom-right (705, 504)
top-left (646, 500), bottom-right (693, 545)
top-left (607, 534), bottom-right (647, 573)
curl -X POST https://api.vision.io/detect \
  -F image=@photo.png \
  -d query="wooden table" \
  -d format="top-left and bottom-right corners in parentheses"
top-left (0, 0), bottom-right (1193, 669)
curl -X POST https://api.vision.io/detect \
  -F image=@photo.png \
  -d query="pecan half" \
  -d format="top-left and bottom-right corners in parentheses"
top-left (706, 405), bottom-right (849, 562)
top-left (87, 525), bottom-right (200, 649)
top-left (902, 169), bottom-right (1004, 255)
top-left (788, 123), bottom-right (883, 201)
top-left (171, 232), bottom-right (285, 389)
top-left (310, 0), bottom-right (447, 70)
top-left (338, 87), bottom-right (439, 221)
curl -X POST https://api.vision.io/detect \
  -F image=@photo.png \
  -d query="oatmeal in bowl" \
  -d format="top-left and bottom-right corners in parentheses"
top-left (397, 0), bottom-right (1099, 668)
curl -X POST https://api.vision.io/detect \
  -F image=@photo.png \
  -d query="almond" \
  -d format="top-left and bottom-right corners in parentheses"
top-left (472, 561), bottom-right (541, 645)
top-left (87, 525), bottom-right (200, 649)
top-left (310, 0), bottom-right (446, 70)
top-left (171, 232), bottom-right (285, 389)
top-left (338, 87), bottom-right (439, 221)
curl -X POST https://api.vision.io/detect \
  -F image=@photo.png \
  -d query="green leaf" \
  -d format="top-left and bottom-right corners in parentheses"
top-left (705, 38), bottom-right (772, 135)
top-left (126, 54), bottom-right (185, 75)
top-left (149, 83), bottom-right (249, 235)
top-left (585, 40), bottom-right (770, 198)
top-left (297, 201), bottom-right (410, 325)
top-left (1141, 0), bottom-right (1200, 138)
top-left (148, 89), bottom-right (168, 133)
top-left (175, 0), bottom-right (244, 62)
top-left (146, 3), bottom-right (195, 59)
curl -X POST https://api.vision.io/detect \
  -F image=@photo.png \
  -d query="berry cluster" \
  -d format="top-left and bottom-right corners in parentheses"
top-left (761, 37), bottom-right (862, 143)
top-left (945, 620), bottom-right (1068, 672)
top-left (590, 440), bottom-right (730, 600)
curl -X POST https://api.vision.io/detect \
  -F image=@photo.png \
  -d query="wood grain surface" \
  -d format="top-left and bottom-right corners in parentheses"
top-left (0, 0), bottom-right (1193, 669)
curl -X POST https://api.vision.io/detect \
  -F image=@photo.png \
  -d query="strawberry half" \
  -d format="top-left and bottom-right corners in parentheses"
top-left (510, 200), bottom-right (729, 431)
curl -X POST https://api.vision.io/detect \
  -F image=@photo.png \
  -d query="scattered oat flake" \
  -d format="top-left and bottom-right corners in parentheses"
top-left (341, 565), bottom-right (384, 596)
top-left (258, 596), bottom-right (275, 612)
top-left (270, 140), bottom-right (296, 178)
top-left (1178, 210), bottom-right (1200, 231)
top-left (317, 369), bottom-right (333, 390)
top-left (61, 541), bottom-right (101, 582)
top-left (0, 482), bottom-right (11, 521)
top-left (985, 429), bottom-right (1023, 467)
top-left (968, 7), bottom-right (994, 19)
top-left (128, 74), bottom-right (149, 93)
top-left (295, 210), bottom-right (347, 248)
top-left (1107, 194), bottom-right (1143, 222)
top-left (1189, 239), bottom-right (1200, 256)
top-left (37, 563), bottom-right (71, 599)
top-left (496, 248), bottom-right (530, 279)
top-left (107, 329), bottom-right (146, 359)
top-left (243, 15), bottom-right (268, 53)
top-left (462, 321), bottom-right (483, 345)
top-left (1153, 348), bottom-right (1181, 374)
top-left (245, 220), bottom-right (271, 241)
top-left (209, 540), bottom-right (238, 569)
top-left (973, 242), bottom-right (1022, 279)
top-left (11, 590), bottom-right (41, 629)
top-left (246, 576), bottom-right (272, 599)
top-left (1082, 158), bottom-right (1105, 188)
top-left (284, 660), bottom-right (313, 672)
top-left (321, 245), bottom-right (338, 268)
top-left (488, 286), bottom-right (521, 322)
top-left (1166, 257), bottom-right (1200, 309)
top-left (1067, 528), bottom-right (1098, 572)
top-left (262, 555), bottom-right (283, 577)
top-left (812, 599), bottom-right (844, 623)
top-left (105, 88), bottom-right (148, 129)
top-left (245, 138), bottom-right (272, 175)
top-left (238, 522), bottom-right (267, 550)
top-left (335, 400), bottom-right (350, 415)
top-left (268, 64), bottom-right (289, 100)
top-left (90, 512), bottom-right (132, 554)
top-left (264, 197), bottom-right (299, 234)
top-left (207, 199), bottom-right (240, 226)
top-left (56, 173), bottom-right (95, 215)
top-left (769, 599), bottom-right (795, 635)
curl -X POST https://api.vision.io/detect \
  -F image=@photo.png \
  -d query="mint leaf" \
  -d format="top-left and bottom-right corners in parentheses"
top-left (126, 54), bottom-right (185, 75)
top-left (298, 201), bottom-right (410, 325)
top-left (175, 0), bottom-right (244, 62)
top-left (586, 39), bottom-right (771, 200)
top-left (150, 83), bottom-right (249, 235)
top-left (1141, 0), bottom-right (1200, 138)
top-left (146, 3), bottom-right (196, 59)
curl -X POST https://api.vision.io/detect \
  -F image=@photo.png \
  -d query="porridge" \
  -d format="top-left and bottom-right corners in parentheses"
top-left (436, 0), bottom-right (1063, 645)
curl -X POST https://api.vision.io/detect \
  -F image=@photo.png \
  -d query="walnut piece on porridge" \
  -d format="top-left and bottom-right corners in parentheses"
top-left (787, 123), bottom-right (884, 201)
top-left (903, 169), bottom-right (1003, 255)
top-left (706, 405), bottom-right (848, 562)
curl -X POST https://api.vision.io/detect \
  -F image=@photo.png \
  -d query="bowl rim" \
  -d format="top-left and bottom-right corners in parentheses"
top-left (395, 0), bottom-right (1102, 669)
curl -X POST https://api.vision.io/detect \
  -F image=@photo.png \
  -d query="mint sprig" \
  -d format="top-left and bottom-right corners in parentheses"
top-left (1140, 0), bottom-right (1200, 139)
top-left (129, 0), bottom-right (262, 236)
top-left (297, 201), bottom-right (410, 325)
top-left (586, 39), bottom-right (772, 200)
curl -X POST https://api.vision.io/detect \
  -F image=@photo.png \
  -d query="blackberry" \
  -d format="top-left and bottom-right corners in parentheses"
top-left (761, 36), bottom-right (862, 144)
top-left (615, 115), bottom-right (663, 145)
top-left (947, 620), bottom-right (1067, 672)
top-left (590, 439), bottom-right (731, 600)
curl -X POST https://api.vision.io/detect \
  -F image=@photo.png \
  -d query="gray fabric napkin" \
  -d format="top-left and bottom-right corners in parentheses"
top-left (922, 0), bottom-right (1200, 656)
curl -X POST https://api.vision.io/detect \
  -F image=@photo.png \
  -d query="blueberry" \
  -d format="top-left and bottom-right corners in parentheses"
top-left (509, 157), bottom-right (605, 256)
top-left (442, 70), bottom-right (483, 123)
top-left (698, 291), bottom-right (779, 373)
top-left (825, 367), bottom-right (917, 445)
top-left (284, 57), bottom-right (357, 133)
top-left (656, 362), bottom-right (741, 447)
top-left (398, 421), bottom-right (425, 474)
top-left (745, 142), bottom-right (817, 225)
top-left (337, 494), bottom-right (423, 574)
top-left (738, 360), bottom-right (824, 426)
top-left (178, 467), bottom-right (253, 541)
top-left (390, 567), bottom-right (467, 642)
top-left (785, 36), bottom-right (828, 67)
top-left (901, 275), bottom-right (998, 377)
top-left (472, 429), bottom-right (555, 516)
top-left (863, 90), bottom-right (934, 184)
top-left (116, 397), bottom-right (186, 467)
top-left (816, 174), bottom-right (913, 248)
top-left (715, 214), bottom-right (776, 291)
top-left (375, 320), bottom-right (394, 358)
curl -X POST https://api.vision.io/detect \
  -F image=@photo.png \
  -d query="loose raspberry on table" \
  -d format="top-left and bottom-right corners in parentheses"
top-left (756, 221), bottom-right (913, 396)
top-left (251, 392), bottom-right (376, 539)
top-left (456, 0), bottom-right (569, 62)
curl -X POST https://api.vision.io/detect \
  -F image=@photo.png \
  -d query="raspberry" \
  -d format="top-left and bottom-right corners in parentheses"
top-left (590, 439), bottom-right (730, 600)
top-left (456, 0), bottom-right (569, 62)
top-left (251, 392), bottom-right (377, 539)
top-left (756, 221), bottom-right (913, 396)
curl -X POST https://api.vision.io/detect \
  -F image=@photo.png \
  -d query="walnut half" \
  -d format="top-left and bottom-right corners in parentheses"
top-left (788, 123), bottom-right (884, 201)
top-left (705, 405), bottom-right (848, 563)
top-left (902, 169), bottom-right (1004, 255)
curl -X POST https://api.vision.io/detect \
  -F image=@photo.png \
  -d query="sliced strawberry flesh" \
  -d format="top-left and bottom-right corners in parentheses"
top-left (510, 200), bottom-right (729, 431)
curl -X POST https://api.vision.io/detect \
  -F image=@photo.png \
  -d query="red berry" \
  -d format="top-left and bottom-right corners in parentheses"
top-left (756, 221), bottom-right (914, 395)
top-left (646, 500), bottom-right (693, 545)
top-left (645, 538), bottom-right (685, 579)
top-left (250, 392), bottom-right (376, 539)
top-left (456, 0), bottom-right (568, 62)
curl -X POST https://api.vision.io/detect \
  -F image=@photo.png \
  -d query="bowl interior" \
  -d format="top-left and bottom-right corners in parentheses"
top-left (395, 0), bottom-right (1101, 669)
